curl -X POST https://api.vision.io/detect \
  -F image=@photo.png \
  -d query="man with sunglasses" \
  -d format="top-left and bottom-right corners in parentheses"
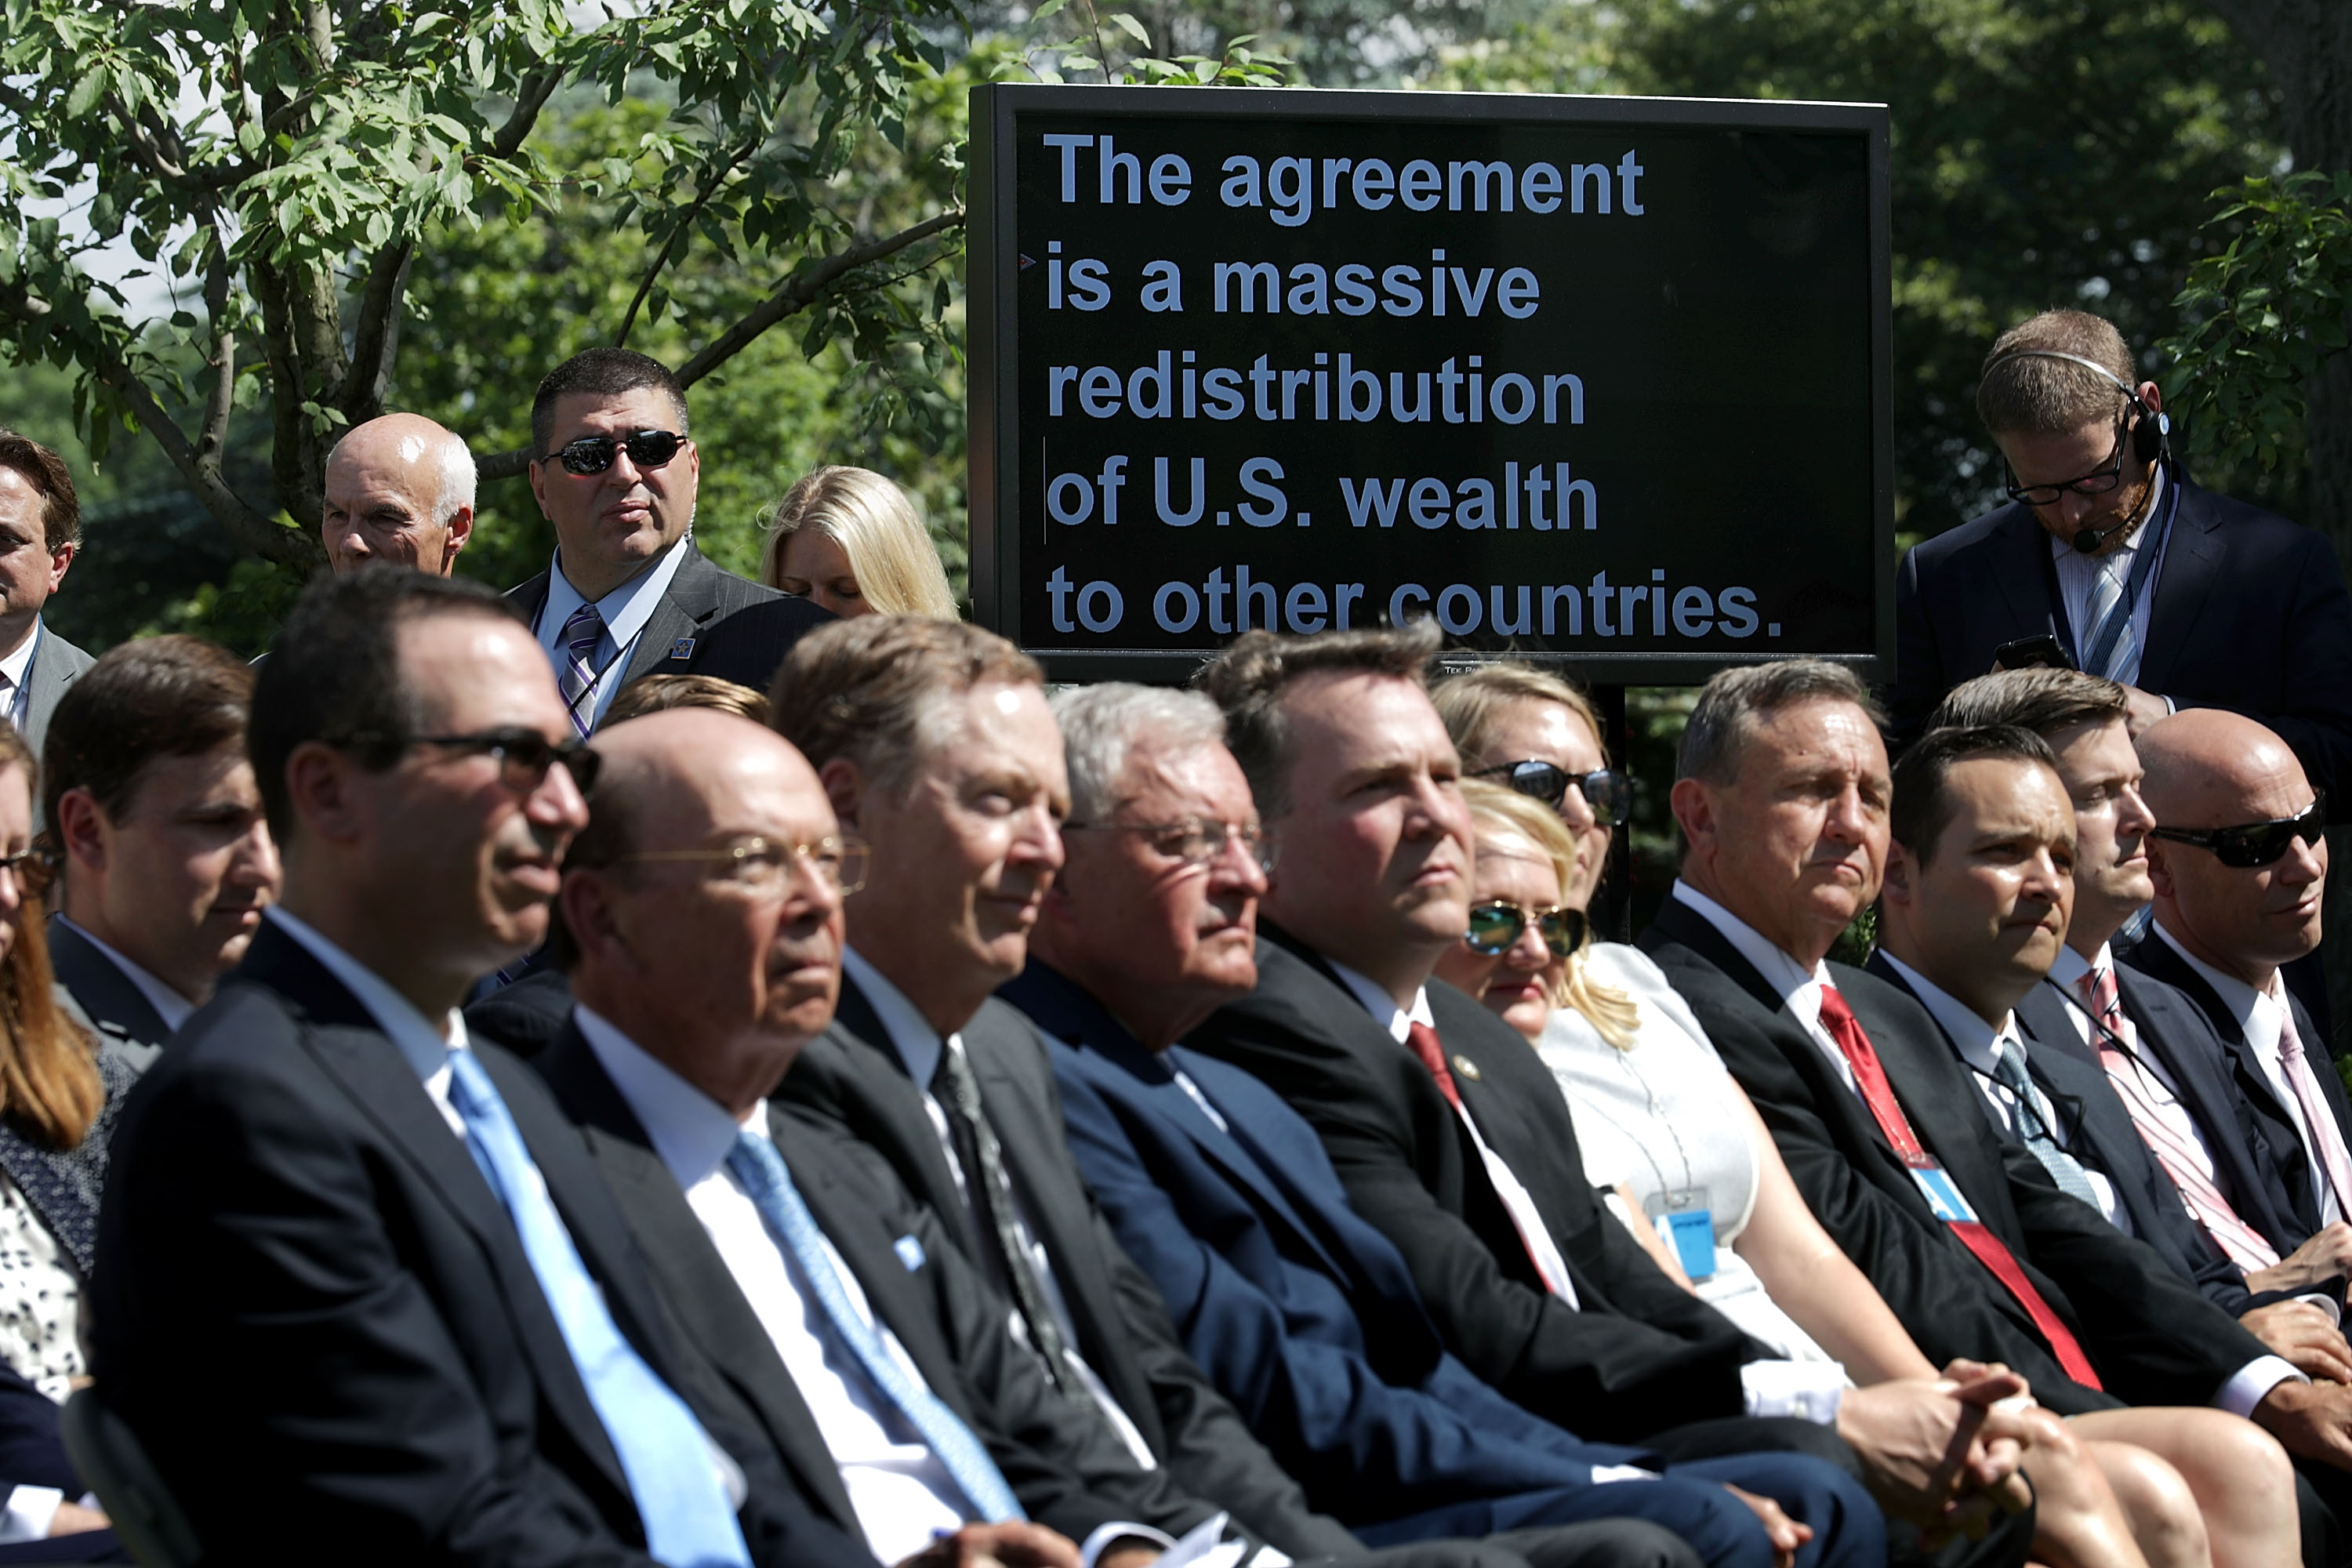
top-left (2129, 712), bottom-right (2351, 1272)
top-left (1183, 626), bottom-right (2029, 1565)
top-left (514, 347), bottom-right (828, 731)
top-left (95, 567), bottom-right (858, 1566)
top-left (1887, 310), bottom-right (2352, 826)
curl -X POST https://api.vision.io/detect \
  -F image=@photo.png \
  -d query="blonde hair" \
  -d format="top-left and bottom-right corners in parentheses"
top-left (759, 466), bottom-right (959, 620)
top-left (1432, 662), bottom-right (1610, 768)
top-left (1459, 779), bottom-right (1639, 1049)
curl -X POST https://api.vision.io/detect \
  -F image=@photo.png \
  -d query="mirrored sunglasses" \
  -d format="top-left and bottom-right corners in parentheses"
top-left (547, 429), bottom-right (685, 477)
top-left (1475, 760), bottom-right (1632, 827)
top-left (1463, 900), bottom-right (1589, 957)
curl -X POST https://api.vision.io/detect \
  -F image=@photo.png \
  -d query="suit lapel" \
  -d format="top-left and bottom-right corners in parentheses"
top-left (619, 545), bottom-right (725, 687)
top-left (506, 571), bottom-right (554, 630)
top-left (823, 983), bottom-right (974, 1254)
top-left (46, 920), bottom-right (172, 1049)
top-left (1989, 508), bottom-right (2079, 666)
top-left (2140, 481), bottom-right (2222, 696)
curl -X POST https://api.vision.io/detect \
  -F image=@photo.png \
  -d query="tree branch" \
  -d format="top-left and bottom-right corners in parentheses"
top-left (491, 70), bottom-right (562, 162)
top-left (617, 140), bottom-right (758, 347)
top-left (477, 207), bottom-right (967, 482)
top-left (92, 354), bottom-right (318, 568)
top-left (339, 240), bottom-right (413, 422)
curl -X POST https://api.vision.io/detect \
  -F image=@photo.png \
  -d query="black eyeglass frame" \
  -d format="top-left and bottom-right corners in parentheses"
top-left (1472, 760), bottom-right (1633, 827)
top-left (2147, 794), bottom-right (2326, 869)
top-left (543, 429), bottom-right (687, 477)
top-left (346, 727), bottom-right (603, 797)
top-left (2002, 421), bottom-right (2136, 508)
top-left (1462, 899), bottom-right (1591, 958)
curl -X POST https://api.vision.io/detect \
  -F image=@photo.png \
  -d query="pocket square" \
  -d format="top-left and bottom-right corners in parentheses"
top-left (893, 1234), bottom-right (926, 1272)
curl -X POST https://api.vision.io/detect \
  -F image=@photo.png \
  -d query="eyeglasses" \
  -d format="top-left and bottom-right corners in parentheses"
top-left (543, 430), bottom-right (686, 477)
top-left (2148, 795), bottom-right (2325, 869)
top-left (2004, 425), bottom-right (2131, 507)
top-left (612, 833), bottom-right (870, 898)
top-left (0, 844), bottom-right (56, 901)
top-left (368, 728), bottom-right (603, 797)
top-left (1463, 899), bottom-right (1589, 957)
top-left (1474, 760), bottom-right (1632, 827)
top-left (1063, 817), bottom-right (1276, 874)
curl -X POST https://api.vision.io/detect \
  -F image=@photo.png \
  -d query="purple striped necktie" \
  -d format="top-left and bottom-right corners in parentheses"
top-left (557, 601), bottom-right (608, 739)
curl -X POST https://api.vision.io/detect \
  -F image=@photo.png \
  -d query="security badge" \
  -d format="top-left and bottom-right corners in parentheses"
top-left (1644, 1188), bottom-right (1718, 1282)
top-left (667, 637), bottom-right (696, 661)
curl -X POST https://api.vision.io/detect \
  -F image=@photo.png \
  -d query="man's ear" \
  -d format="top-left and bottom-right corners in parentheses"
top-left (1668, 779), bottom-right (1715, 862)
top-left (281, 742), bottom-right (366, 847)
top-left (819, 756), bottom-right (866, 832)
top-left (53, 788), bottom-right (108, 875)
top-left (557, 869), bottom-right (633, 971)
top-left (441, 506), bottom-right (475, 568)
top-left (2144, 837), bottom-right (2176, 901)
top-left (1880, 841), bottom-right (1917, 907)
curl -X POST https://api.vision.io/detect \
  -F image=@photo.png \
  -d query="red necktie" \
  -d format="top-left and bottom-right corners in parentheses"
top-left (1816, 982), bottom-right (2103, 1389)
top-left (1405, 1022), bottom-right (1568, 1297)
top-left (1406, 1022), bottom-right (1466, 1109)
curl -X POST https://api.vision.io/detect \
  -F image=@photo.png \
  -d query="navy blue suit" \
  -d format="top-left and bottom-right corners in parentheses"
top-left (1888, 475), bottom-right (2352, 818)
top-left (1006, 964), bottom-right (1883, 1568)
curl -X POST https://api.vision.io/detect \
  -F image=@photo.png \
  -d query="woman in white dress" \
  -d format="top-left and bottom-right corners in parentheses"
top-left (1431, 665), bottom-right (2298, 1568)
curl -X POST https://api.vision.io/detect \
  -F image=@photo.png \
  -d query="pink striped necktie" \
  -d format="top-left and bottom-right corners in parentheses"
top-left (2276, 1002), bottom-right (2352, 1225)
top-left (2077, 964), bottom-right (2278, 1272)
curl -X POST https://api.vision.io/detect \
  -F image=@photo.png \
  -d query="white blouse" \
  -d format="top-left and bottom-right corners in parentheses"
top-left (0, 1170), bottom-right (83, 1402)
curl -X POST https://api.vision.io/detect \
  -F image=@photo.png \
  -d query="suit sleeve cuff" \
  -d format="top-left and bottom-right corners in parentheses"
top-left (2217, 1356), bottom-right (2306, 1418)
top-left (1741, 1359), bottom-right (1848, 1425)
top-left (0, 1485), bottom-right (62, 1544)
top-left (1080, 1522), bottom-right (1177, 1568)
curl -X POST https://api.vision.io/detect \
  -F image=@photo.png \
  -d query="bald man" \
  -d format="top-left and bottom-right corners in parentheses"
top-left (322, 413), bottom-right (476, 575)
top-left (2126, 711), bottom-right (2352, 1276)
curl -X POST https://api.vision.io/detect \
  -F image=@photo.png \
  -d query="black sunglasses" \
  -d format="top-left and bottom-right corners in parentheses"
top-left (544, 429), bottom-right (685, 477)
top-left (361, 728), bottom-right (602, 798)
top-left (1474, 760), bottom-right (1632, 827)
top-left (2148, 795), bottom-right (2325, 869)
top-left (1463, 900), bottom-right (1589, 958)
top-left (2003, 423), bottom-right (2130, 507)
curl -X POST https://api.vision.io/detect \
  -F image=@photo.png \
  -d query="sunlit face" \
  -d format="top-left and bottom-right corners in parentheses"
top-left (2044, 717), bottom-right (2154, 949)
top-left (527, 387), bottom-right (697, 590)
top-left (1889, 758), bottom-right (2076, 1014)
top-left (846, 682), bottom-right (1067, 996)
top-left (1995, 408), bottom-right (2155, 555)
top-left (0, 466), bottom-right (73, 642)
top-left (1675, 698), bottom-right (1890, 965)
top-left (1432, 830), bottom-right (1564, 1041)
top-left (2147, 745), bottom-right (2327, 973)
top-left (775, 530), bottom-right (869, 620)
top-left (1465, 697), bottom-right (1610, 913)
top-left (321, 430), bottom-right (466, 576)
top-left (1262, 673), bottom-right (1475, 975)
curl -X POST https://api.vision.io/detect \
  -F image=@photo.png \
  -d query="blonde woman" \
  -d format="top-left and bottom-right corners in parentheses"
top-left (759, 465), bottom-right (958, 620)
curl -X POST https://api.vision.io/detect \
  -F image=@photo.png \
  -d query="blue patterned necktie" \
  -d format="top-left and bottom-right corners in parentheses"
top-left (557, 601), bottom-right (609, 739)
top-left (726, 1127), bottom-right (1025, 1523)
top-left (443, 1049), bottom-right (752, 1567)
top-left (1990, 1039), bottom-right (2104, 1209)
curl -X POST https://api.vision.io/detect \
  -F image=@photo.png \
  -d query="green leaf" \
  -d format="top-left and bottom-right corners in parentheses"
top-left (64, 64), bottom-right (107, 120)
top-left (1109, 12), bottom-right (1149, 46)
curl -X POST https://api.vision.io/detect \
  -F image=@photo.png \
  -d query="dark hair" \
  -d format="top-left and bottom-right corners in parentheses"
top-left (249, 566), bottom-right (524, 843)
top-left (769, 616), bottom-right (1040, 798)
top-left (0, 430), bottom-right (81, 552)
top-left (0, 724), bottom-right (99, 1149)
top-left (1889, 724), bottom-right (2059, 869)
top-left (530, 348), bottom-right (690, 459)
top-left (605, 673), bottom-right (768, 727)
top-left (1678, 660), bottom-right (1883, 786)
top-left (1926, 667), bottom-right (2129, 740)
top-left (1192, 622), bottom-right (1440, 818)
top-left (43, 636), bottom-right (255, 831)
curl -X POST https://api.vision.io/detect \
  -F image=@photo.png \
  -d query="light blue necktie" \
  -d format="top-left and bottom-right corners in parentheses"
top-left (444, 1049), bottom-right (752, 1568)
top-left (1990, 1039), bottom-right (2105, 1210)
top-left (726, 1127), bottom-right (1025, 1524)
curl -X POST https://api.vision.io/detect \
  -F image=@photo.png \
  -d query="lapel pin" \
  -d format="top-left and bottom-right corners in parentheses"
top-left (668, 637), bottom-right (695, 660)
top-left (1451, 1054), bottom-right (1482, 1081)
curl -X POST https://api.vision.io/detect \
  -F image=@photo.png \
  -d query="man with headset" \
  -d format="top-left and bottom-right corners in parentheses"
top-left (1888, 308), bottom-right (2352, 822)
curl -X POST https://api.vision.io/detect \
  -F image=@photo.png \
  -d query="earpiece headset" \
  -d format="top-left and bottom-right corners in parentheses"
top-left (1981, 348), bottom-right (2172, 552)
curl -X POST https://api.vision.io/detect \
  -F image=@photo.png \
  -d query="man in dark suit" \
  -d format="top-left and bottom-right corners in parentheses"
top-left (534, 707), bottom-right (1563, 1568)
top-left (93, 567), bottom-right (863, 1566)
top-left (2128, 711), bottom-right (2352, 1261)
top-left (0, 431), bottom-right (93, 760)
top-left (1930, 670), bottom-right (2352, 1327)
top-left (1637, 658), bottom-right (2352, 1560)
top-left (1004, 678), bottom-right (1887, 1568)
top-left (509, 348), bottom-right (829, 728)
top-left (1886, 309), bottom-right (2352, 813)
top-left (1176, 626), bottom-right (2031, 1552)
top-left (42, 637), bottom-right (279, 1055)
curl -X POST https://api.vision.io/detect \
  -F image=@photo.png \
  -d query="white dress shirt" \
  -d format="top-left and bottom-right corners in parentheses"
top-left (1871, 954), bottom-right (2126, 1233)
top-left (53, 914), bottom-right (197, 1033)
top-left (840, 947), bottom-right (1160, 1470)
top-left (2151, 924), bottom-right (2345, 1226)
top-left (0, 622), bottom-right (40, 734)
top-left (2050, 464), bottom-right (2172, 693)
top-left (2048, 944), bottom-right (2227, 1192)
top-left (532, 533), bottom-right (695, 731)
top-left (1670, 887), bottom-right (2299, 1416)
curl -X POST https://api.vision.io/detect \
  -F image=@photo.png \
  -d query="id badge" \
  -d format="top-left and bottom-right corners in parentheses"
top-left (1645, 1187), bottom-right (1716, 1281)
top-left (1908, 1163), bottom-right (1980, 1225)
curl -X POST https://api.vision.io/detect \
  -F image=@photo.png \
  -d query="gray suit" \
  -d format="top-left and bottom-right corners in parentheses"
top-left (19, 619), bottom-right (91, 758)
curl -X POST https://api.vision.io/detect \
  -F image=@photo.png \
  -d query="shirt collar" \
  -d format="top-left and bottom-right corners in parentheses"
top-left (1875, 951), bottom-right (2013, 1075)
top-left (2152, 920), bottom-right (2276, 1047)
top-left (264, 906), bottom-right (468, 1083)
top-left (0, 620), bottom-right (39, 691)
top-left (2048, 941), bottom-right (2102, 989)
top-left (54, 914), bottom-right (197, 1031)
top-left (843, 944), bottom-right (953, 1089)
top-left (1325, 958), bottom-right (1432, 1044)
top-left (573, 1004), bottom-right (752, 1188)
top-left (538, 532), bottom-right (694, 652)
top-left (1668, 880), bottom-right (1831, 1029)
top-left (2047, 464), bottom-right (2165, 564)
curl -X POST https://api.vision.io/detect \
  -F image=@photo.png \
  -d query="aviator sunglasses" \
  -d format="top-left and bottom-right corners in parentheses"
top-left (544, 429), bottom-right (687, 477)
top-left (2148, 795), bottom-right (2326, 869)
top-left (1474, 760), bottom-right (1632, 827)
top-left (1463, 900), bottom-right (1590, 958)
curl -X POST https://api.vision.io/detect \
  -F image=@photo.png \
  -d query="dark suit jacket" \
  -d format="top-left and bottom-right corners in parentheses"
top-left (1013, 960), bottom-right (1654, 1537)
top-left (2125, 934), bottom-right (2352, 1243)
top-left (530, 1021), bottom-right (1219, 1551)
top-left (1888, 477), bottom-right (2352, 812)
top-left (1641, 898), bottom-right (2271, 1415)
top-left (91, 921), bottom-right (863, 1567)
top-left (774, 975), bottom-right (1360, 1560)
top-left (506, 542), bottom-right (825, 707)
top-left (45, 920), bottom-right (172, 1054)
top-left (1178, 931), bottom-right (1761, 1445)
top-left (1869, 956), bottom-right (2252, 1316)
